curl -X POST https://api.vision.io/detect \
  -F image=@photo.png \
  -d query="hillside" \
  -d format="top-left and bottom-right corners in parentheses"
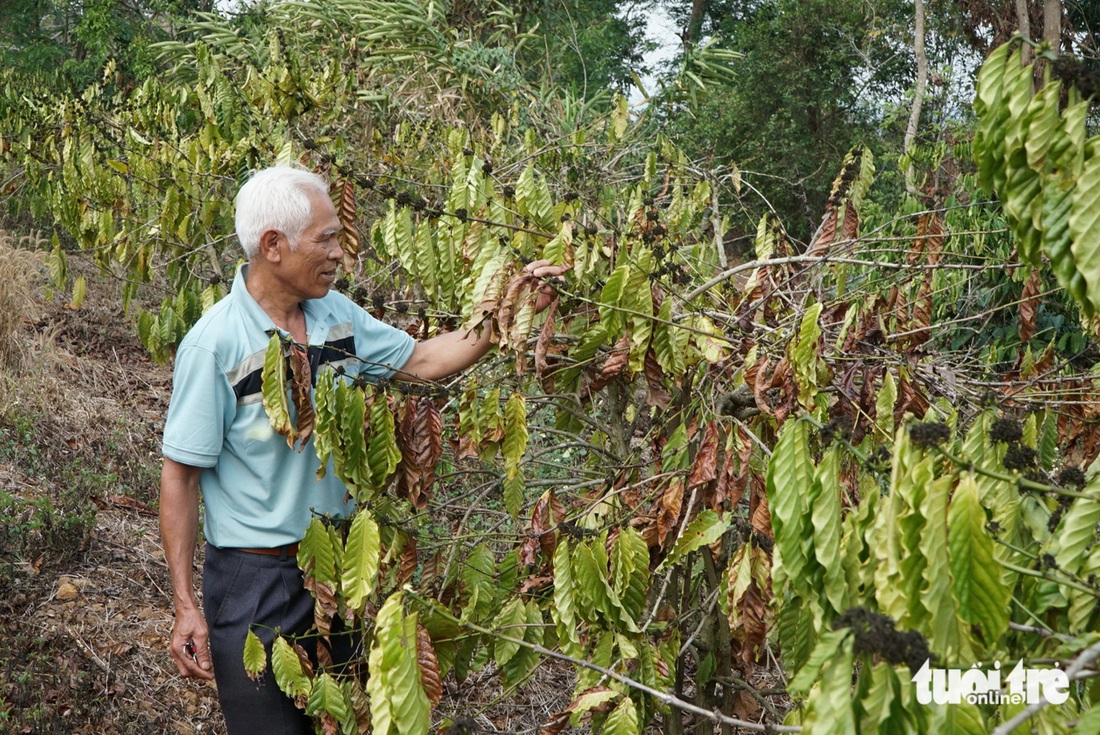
top-left (0, 246), bottom-right (224, 733)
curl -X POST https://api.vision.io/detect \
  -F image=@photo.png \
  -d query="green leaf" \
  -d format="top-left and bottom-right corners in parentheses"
top-left (502, 602), bottom-right (543, 687)
top-left (798, 631), bottom-right (856, 735)
top-left (791, 301), bottom-right (823, 410)
top-left (948, 472), bottom-right (1011, 645)
top-left (336, 382), bottom-right (368, 494)
top-left (573, 541), bottom-right (640, 633)
top-left (368, 592), bottom-right (431, 735)
top-left (299, 518), bottom-right (338, 585)
top-left (569, 688), bottom-right (621, 726)
top-left (493, 598), bottom-right (528, 668)
top-left (271, 635), bottom-right (311, 704)
top-left (261, 332), bottom-right (295, 445)
top-left (602, 695), bottom-right (639, 735)
top-left (1076, 701), bottom-right (1100, 735)
top-left (923, 472), bottom-right (972, 660)
top-left (611, 527), bottom-right (650, 624)
top-left (808, 446), bottom-right (845, 614)
top-left (778, 595), bottom-right (817, 683)
top-left (459, 544), bottom-right (497, 623)
top-left (857, 662), bottom-right (910, 734)
top-left (306, 672), bottom-right (352, 730)
top-left (503, 468), bottom-right (525, 519)
top-left (342, 510), bottom-right (381, 614)
top-left (1068, 151), bottom-right (1100, 317)
top-left (599, 264), bottom-right (630, 336)
top-left (552, 539), bottom-right (584, 657)
top-left (875, 370), bottom-right (897, 441)
top-left (242, 628), bottom-right (267, 681)
top-left (657, 509), bottom-right (729, 572)
top-left (367, 390), bottom-right (401, 490)
top-left (1053, 481), bottom-right (1100, 575)
top-left (502, 392), bottom-right (528, 465)
top-left (766, 420), bottom-right (813, 593)
top-left (789, 627), bottom-right (849, 695)
top-left (313, 367), bottom-right (337, 479)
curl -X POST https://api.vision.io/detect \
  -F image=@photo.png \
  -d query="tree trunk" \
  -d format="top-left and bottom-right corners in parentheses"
top-left (1016, 0), bottom-right (1033, 65)
top-left (904, 0), bottom-right (928, 198)
top-left (1043, 0), bottom-right (1061, 52)
top-left (683, 0), bottom-right (707, 54)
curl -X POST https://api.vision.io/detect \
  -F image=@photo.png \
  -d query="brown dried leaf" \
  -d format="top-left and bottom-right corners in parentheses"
top-left (535, 295), bottom-right (559, 393)
top-left (417, 624), bottom-right (443, 706)
top-left (519, 574), bottom-right (554, 594)
top-left (347, 679), bottom-right (371, 735)
top-left (656, 477), bottom-right (685, 549)
top-left (313, 582), bottom-right (337, 638)
top-left (398, 535), bottom-right (418, 586)
top-left (420, 551), bottom-right (441, 589)
top-left (105, 493), bottom-right (156, 516)
top-left (540, 711), bottom-right (571, 735)
top-left (496, 273), bottom-right (536, 351)
top-left (644, 348), bottom-right (672, 408)
top-left (530, 491), bottom-right (557, 563)
top-left (807, 204), bottom-right (839, 257)
top-left (293, 642), bottom-right (315, 680)
top-left (855, 363), bottom-right (881, 444)
top-left (906, 272), bottom-right (934, 350)
top-left (688, 421), bottom-right (721, 489)
top-left (749, 472), bottom-right (771, 538)
top-left (751, 356), bottom-right (773, 416)
top-left (841, 200), bottom-right (859, 242)
top-left (726, 427), bottom-right (754, 512)
top-left (583, 335), bottom-right (631, 398)
top-left (289, 342), bottom-right (315, 450)
top-left (338, 178), bottom-right (360, 272)
top-left (1019, 268), bottom-right (1042, 346)
top-left (894, 368), bottom-right (929, 423)
top-left (397, 397), bottom-right (444, 509)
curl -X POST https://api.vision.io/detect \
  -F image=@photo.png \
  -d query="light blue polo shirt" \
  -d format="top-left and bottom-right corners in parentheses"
top-left (162, 264), bottom-right (416, 548)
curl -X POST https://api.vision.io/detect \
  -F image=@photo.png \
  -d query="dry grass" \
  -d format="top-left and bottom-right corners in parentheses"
top-left (0, 229), bottom-right (47, 370)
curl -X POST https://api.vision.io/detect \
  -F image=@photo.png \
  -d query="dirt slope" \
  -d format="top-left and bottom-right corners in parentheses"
top-left (0, 267), bottom-right (224, 734)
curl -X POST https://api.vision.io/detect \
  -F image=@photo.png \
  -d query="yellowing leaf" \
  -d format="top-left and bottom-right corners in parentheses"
top-left (342, 510), bottom-right (381, 614)
top-left (261, 332), bottom-right (295, 445)
top-left (657, 509), bottom-right (729, 572)
top-left (272, 635), bottom-right (311, 705)
top-left (602, 694), bottom-right (639, 735)
top-left (242, 629), bottom-right (267, 681)
top-left (948, 473), bottom-right (1011, 645)
top-left (67, 274), bottom-right (86, 310)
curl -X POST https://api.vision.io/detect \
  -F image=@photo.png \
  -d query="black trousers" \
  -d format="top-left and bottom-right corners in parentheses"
top-left (203, 543), bottom-right (315, 735)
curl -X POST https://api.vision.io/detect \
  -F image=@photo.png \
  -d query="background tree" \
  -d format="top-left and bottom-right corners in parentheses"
top-left (0, 0), bottom-right (212, 88)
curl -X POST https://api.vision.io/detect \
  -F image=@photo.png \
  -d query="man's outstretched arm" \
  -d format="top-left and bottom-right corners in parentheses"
top-left (395, 260), bottom-right (568, 382)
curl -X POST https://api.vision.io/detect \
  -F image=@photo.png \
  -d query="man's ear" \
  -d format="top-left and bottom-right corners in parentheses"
top-left (258, 229), bottom-right (284, 263)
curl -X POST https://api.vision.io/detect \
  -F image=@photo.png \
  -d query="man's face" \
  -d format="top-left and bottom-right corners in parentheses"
top-left (279, 190), bottom-right (344, 301)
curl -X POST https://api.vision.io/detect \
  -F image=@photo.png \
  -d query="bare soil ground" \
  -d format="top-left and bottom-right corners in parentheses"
top-left (0, 264), bottom-right (226, 734)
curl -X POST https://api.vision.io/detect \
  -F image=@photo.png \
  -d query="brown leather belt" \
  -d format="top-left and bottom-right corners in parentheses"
top-left (236, 543), bottom-right (299, 557)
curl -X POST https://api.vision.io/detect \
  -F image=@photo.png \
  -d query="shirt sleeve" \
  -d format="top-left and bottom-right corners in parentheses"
top-left (351, 308), bottom-right (416, 381)
top-left (162, 344), bottom-right (236, 467)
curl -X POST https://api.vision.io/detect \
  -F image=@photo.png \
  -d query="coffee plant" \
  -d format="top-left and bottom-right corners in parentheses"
top-left (2, 4), bottom-right (1099, 730)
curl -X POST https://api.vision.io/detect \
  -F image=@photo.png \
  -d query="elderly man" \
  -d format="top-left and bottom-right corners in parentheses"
top-left (160, 166), bottom-right (562, 734)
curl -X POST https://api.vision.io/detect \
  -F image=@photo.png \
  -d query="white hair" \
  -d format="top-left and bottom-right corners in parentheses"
top-left (234, 166), bottom-right (330, 258)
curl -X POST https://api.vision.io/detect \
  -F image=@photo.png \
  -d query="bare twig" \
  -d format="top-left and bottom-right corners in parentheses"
top-left (991, 641), bottom-right (1100, 735)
